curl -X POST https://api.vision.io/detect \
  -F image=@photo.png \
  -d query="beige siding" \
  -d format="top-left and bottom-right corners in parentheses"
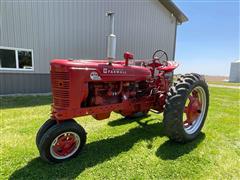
top-left (0, 0), bottom-right (176, 74)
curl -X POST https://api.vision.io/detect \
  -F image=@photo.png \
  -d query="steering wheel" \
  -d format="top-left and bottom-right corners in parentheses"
top-left (152, 49), bottom-right (168, 66)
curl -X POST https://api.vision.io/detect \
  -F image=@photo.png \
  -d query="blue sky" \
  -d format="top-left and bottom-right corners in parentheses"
top-left (173, 0), bottom-right (239, 76)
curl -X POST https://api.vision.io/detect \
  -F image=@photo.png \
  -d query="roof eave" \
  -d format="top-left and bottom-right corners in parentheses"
top-left (159, 0), bottom-right (188, 24)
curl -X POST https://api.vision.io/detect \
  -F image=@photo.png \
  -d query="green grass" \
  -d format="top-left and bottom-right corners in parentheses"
top-left (0, 87), bottom-right (240, 179)
top-left (207, 81), bottom-right (240, 87)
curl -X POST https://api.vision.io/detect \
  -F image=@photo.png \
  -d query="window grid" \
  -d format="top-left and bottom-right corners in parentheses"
top-left (0, 46), bottom-right (34, 71)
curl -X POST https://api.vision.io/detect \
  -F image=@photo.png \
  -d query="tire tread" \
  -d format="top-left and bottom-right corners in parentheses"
top-left (163, 73), bottom-right (209, 142)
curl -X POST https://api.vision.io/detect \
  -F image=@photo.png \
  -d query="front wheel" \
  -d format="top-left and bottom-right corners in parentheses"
top-left (38, 120), bottom-right (86, 163)
top-left (36, 119), bottom-right (57, 149)
top-left (163, 73), bottom-right (209, 142)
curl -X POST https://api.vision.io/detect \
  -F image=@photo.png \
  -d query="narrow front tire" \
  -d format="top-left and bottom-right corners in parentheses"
top-left (38, 120), bottom-right (86, 163)
top-left (36, 119), bottom-right (56, 149)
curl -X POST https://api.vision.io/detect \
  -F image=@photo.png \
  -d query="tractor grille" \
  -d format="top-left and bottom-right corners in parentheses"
top-left (51, 72), bottom-right (70, 108)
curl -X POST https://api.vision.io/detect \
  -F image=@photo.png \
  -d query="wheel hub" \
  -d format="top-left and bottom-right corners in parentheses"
top-left (182, 86), bottom-right (207, 135)
top-left (184, 90), bottom-right (202, 127)
top-left (50, 132), bottom-right (80, 159)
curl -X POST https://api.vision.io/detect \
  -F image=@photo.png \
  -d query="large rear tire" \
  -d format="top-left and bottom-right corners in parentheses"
top-left (38, 120), bottom-right (86, 163)
top-left (163, 73), bottom-right (209, 142)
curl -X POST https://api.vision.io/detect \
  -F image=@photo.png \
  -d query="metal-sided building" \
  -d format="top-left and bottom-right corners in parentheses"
top-left (0, 0), bottom-right (187, 95)
top-left (229, 60), bottom-right (240, 82)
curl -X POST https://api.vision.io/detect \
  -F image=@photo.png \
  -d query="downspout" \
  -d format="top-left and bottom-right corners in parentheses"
top-left (0, 0), bottom-right (2, 44)
top-left (173, 18), bottom-right (178, 61)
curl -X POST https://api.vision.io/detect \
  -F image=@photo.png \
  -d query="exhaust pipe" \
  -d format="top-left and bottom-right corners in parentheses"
top-left (106, 11), bottom-right (116, 62)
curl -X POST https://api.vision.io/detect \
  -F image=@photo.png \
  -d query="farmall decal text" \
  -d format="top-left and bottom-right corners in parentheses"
top-left (103, 68), bottom-right (127, 74)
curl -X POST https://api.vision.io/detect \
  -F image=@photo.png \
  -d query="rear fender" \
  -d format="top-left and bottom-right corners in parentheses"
top-left (157, 61), bottom-right (179, 73)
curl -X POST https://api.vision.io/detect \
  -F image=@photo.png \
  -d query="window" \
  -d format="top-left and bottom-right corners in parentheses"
top-left (18, 51), bottom-right (33, 69)
top-left (0, 49), bottom-right (16, 68)
top-left (0, 47), bottom-right (34, 70)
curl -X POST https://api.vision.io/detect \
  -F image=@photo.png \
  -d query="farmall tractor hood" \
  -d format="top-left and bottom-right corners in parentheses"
top-left (51, 59), bottom-right (152, 82)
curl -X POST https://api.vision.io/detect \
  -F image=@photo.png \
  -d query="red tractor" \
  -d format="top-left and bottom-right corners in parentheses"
top-left (36, 12), bottom-right (209, 163)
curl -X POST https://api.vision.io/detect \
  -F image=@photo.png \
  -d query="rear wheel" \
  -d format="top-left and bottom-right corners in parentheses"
top-left (163, 73), bottom-right (209, 142)
top-left (38, 120), bottom-right (86, 163)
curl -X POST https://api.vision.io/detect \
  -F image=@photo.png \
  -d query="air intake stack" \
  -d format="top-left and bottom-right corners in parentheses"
top-left (106, 11), bottom-right (116, 62)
